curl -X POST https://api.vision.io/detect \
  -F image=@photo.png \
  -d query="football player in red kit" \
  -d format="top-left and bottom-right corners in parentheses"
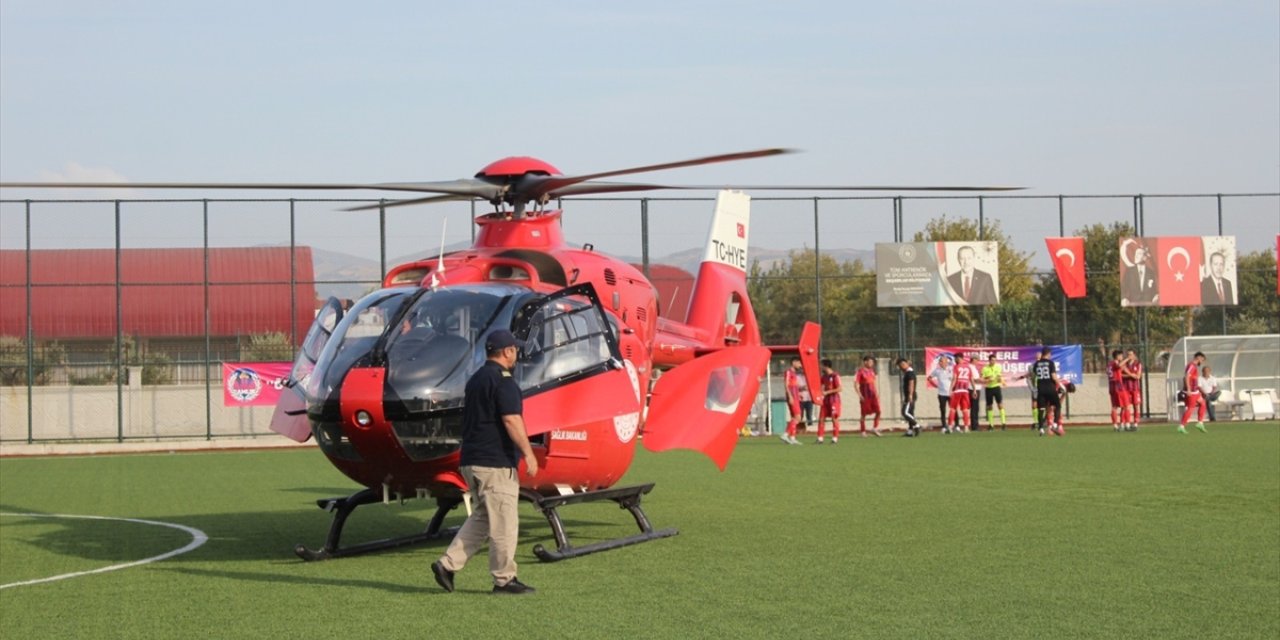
top-left (780, 358), bottom-right (804, 445)
top-left (815, 359), bottom-right (842, 443)
top-left (854, 356), bottom-right (882, 437)
top-left (1107, 350), bottom-right (1131, 431)
top-left (1178, 352), bottom-right (1208, 434)
top-left (949, 353), bottom-right (974, 433)
top-left (1123, 349), bottom-right (1143, 431)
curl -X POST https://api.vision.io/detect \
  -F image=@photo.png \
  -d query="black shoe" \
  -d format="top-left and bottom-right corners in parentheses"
top-left (431, 561), bottom-right (455, 593)
top-left (493, 578), bottom-right (536, 595)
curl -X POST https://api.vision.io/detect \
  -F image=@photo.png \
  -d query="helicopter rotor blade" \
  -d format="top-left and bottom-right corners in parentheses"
top-left (0, 178), bottom-right (504, 197)
top-left (341, 193), bottom-right (474, 212)
top-left (547, 181), bottom-right (1024, 198)
top-left (525, 148), bottom-right (796, 199)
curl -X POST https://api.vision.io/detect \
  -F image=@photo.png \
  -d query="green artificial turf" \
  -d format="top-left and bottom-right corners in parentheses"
top-left (1, 422), bottom-right (1277, 639)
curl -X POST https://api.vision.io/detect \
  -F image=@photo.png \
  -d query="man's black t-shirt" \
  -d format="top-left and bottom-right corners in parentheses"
top-left (459, 360), bottom-right (524, 468)
top-left (900, 367), bottom-right (917, 401)
top-left (1033, 359), bottom-right (1058, 395)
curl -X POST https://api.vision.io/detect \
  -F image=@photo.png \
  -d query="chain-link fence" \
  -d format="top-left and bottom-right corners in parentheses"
top-left (2, 193), bottom-right (1277, 442)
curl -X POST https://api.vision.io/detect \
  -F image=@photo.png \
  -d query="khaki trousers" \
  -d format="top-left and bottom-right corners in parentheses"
top-left (439, 465), bottom-right (520, 586)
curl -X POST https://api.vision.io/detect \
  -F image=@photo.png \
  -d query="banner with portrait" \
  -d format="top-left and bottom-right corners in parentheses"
top-left (223, 362), bottom-right (293, 407)
top-left (921, 345), bottom-right (1083, 389)
top-left (876, 241), bottom-right (1001, 307)
top-left (1118, 236), bottom-right (1237, 307)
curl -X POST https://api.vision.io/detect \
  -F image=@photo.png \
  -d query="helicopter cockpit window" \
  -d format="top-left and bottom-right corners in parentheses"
top-left (515, 293), bottom-right (617, 392)
top-left (307, 289), bottom-right (414, 402)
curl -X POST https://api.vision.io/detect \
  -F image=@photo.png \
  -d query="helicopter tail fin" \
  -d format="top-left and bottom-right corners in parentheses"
top-left (766, 321), bottom-right (822, 403)
top-left (682, 190), bottom-right (760, 348)
top-left (642, 345), bottom-right (770, 470)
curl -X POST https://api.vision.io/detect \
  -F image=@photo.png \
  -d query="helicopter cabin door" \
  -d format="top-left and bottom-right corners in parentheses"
top-left (270, 297), bottom-right (345, 442)
top-left (513, 284), bottom-right (643, 479)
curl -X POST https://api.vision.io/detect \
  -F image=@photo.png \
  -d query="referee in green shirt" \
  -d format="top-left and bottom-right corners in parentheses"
top-left (981, 354), bottom-right (1007, 431)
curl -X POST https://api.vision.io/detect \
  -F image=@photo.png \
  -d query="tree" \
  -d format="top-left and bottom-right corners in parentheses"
top-left (1193, 248), bottom-right (1279, 335)
top-left (1032, 222), bottom-right (1195, 371)
top-left (0, 336), bottom-right (66, 386)
top-left (243, 332), bottom-right (295, 362)
top-left (907, 215), bottom-right (1036, 346)
top-left (748, 248), bottom-right (887, 349)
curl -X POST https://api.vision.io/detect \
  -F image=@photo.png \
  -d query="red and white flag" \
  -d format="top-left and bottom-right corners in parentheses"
top-left (1045, 237), bottom-right (1086, 298)
top-left (1157, 236), bottom-right (1202, 306)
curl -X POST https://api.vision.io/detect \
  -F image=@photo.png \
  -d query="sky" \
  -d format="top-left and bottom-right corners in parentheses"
top-left (1, 0), bottom-right (1278, 266)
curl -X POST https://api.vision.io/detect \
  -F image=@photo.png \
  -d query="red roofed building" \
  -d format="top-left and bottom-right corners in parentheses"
top-left (1, 247), bottom-right (316, 350)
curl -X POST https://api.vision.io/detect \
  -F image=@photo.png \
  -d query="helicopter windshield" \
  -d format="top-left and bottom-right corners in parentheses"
top-left (381, 285), bottom-right (525, 412)
top-left (305, 284), bottom-right (530, 415)
top-left (300, 282), bottom-right (619, 462)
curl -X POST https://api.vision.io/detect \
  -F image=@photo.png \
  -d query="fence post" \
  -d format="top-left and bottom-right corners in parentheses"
top-left (25, 200), bottom-right (33, 443)
top-left (813, 197), bottom-right (822, 350)
top-left (204, 200), bottom-right (212, 440)
top-left (1059, 195), bottom-right (1068, 344)
top-left (115, 201), bottom-right (124, 442)
top-left (641, 198), bottom-right (650, 279)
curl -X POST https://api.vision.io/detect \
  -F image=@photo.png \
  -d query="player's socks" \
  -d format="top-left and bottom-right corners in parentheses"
top-left (999, 408), bottom-right (1006, 426)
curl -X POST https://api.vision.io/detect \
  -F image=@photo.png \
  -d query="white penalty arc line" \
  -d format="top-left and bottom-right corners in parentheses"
top-left (0, 513), bottom-right (208, 590)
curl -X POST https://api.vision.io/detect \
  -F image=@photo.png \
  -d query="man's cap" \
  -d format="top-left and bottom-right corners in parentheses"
top-left (485, 329), bottom-right (524, 352)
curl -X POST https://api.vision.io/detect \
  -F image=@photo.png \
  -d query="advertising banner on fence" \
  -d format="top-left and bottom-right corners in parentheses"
top-left (223, 362), bottom-right (292, 407)
top-left (1118, 236), bottom-right (1237, 307)
top-left (922, 345), bottom-right (1083, 389)
top-left (876, 241), bottom-right (1001, 307)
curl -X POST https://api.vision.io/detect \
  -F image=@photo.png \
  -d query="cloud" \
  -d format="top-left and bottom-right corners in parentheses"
top-left (36, 162), bottom-right (138, 198)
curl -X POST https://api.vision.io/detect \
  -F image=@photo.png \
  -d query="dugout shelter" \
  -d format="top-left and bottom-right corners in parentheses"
top-left (1164, 334), bottom-right (1280, 421)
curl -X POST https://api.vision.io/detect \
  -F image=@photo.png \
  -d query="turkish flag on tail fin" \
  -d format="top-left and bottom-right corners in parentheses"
top-left (1157, 236), bottom-right (1202, 306)
top-left (1045, 237), bottom-right (1086, 298)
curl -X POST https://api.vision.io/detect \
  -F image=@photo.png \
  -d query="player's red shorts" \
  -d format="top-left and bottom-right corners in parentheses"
top-left (859, 395), bottom-right (880, 415)
top-left (1109, 386), bottom-right (1130, 407)
top-left (1127, 386), bottom-right (1142, 405)
top-left (820, 399), bottom-right (841, 420)
top-left (787, 398), bottom-right (801, 418)
top-left (949, 392), bottom-right (971, 411)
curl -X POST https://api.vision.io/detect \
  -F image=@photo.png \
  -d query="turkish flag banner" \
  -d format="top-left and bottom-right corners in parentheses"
top-left (1156, 236), bottom-right (1202, 306)
top-left (1045, 237), bottom-right (1086, 298)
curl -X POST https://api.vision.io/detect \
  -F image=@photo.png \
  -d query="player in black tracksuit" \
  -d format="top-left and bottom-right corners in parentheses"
top-left (1030, 347), bottom-right (1061, 436)
top-left (897, 358), bottom-right (919, 437)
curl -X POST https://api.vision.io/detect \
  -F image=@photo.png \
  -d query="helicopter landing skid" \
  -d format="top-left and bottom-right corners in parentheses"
top-left (522, 482), bottom-right (678, 562)
top-left (294, 488), bottom-right (463, 561)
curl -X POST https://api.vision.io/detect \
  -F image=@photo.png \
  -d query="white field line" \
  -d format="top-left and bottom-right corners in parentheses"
top-left (0, 513), bottom-right (208, 590)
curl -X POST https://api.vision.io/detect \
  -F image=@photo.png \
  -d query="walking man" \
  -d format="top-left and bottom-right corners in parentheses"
top-left (1178, 352), bottom-right (1209, 434)
top-left (897, 357), bottom-right (920, 437)
top-left (432, 329), bottom-right (539, 595)
top-left (928, 355), bottom-right (954, 433)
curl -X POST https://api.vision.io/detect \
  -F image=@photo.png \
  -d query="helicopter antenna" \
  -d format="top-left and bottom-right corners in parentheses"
top-left (430, 218), bottom-right (447, 291)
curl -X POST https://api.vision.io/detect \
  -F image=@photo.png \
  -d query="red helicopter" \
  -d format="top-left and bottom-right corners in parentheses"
top-left (1, 149), bottom-right (1012, 561)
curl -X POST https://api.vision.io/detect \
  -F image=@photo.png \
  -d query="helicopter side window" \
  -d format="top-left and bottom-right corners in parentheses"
top-left (515, 294), bottom-right (616, 392)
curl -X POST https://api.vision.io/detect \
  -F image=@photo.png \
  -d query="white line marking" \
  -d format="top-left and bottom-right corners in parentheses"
top-left (0, 513), bottom-right (208, 590)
